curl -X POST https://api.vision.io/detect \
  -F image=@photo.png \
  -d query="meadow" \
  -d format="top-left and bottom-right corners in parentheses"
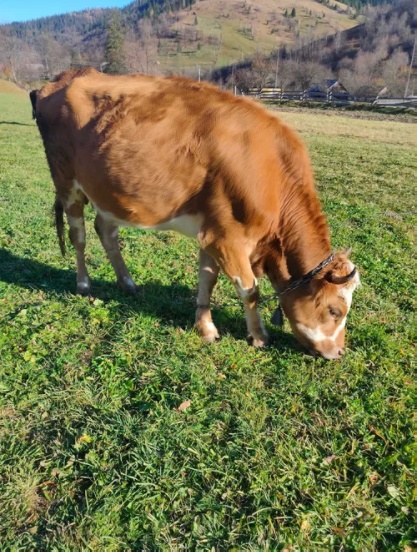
top-left (0, 87), bottom-right (415, 550)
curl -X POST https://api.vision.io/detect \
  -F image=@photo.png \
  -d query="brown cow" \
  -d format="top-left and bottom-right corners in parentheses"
top-left (30, 68), bottom-right (359, 359)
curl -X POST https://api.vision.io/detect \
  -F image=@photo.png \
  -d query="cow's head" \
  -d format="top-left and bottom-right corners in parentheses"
top-left (279, 252), bottom-right (360, 359)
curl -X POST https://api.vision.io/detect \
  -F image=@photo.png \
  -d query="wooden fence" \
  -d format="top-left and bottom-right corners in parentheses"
top-left (245, 89), bottom-right (417, 108)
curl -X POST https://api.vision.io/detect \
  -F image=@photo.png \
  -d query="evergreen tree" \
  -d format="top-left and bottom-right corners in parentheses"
top-left (104, 11), bottom-right (127, 74)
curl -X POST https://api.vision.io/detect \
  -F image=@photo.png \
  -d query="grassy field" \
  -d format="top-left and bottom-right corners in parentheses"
top-left (0, 89), bottom-right (415, 550)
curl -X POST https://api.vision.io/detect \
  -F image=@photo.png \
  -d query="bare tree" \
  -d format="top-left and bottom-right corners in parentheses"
top-left (35, 35), bottom-right (70, 79)
top-left (382, 48), bottom-right (409, 95)
top-left (0, 32), bottom-right (35, 83)
top-left (236, 53), bottom-right (275, 89)
top-left (339, 46), bottom-right (387, 97)
top-left (291, 60), bottom-right (329, 91)
top-left (124, 19), bottom-right (158, 75)
top-left (275, 59), bottom-right (298, 90)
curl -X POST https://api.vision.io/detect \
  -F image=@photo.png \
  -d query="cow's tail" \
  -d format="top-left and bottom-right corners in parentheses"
top-left (54, 196), bottom-right (66, 257)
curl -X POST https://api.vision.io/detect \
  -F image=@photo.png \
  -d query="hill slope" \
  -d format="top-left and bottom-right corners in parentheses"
top-left (0, 0), bottom-right (359, 79)
top-left (0, 79), bottom-right (26, 94)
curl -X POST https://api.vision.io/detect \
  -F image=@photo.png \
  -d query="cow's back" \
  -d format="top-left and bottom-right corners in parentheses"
top-left (36, 70), bottom-right (310, 236)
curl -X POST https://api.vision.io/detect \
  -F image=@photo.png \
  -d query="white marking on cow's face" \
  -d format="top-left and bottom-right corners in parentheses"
top-left (233, 276), bottom-right (258, 299)
top-left (94, 206), bottom-right (204, 239)
top-left (338, 265), bottom-right (360, 309)
top-left (297, 316), bottom-right (346, 346)
top-left (338, 286), bottom-right (354, 309)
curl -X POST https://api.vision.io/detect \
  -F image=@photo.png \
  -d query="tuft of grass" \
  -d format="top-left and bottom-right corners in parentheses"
top-left (0, 92), bottom-right (415, 550)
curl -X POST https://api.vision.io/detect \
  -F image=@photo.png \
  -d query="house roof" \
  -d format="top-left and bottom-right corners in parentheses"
top-left (307, 80), bottom-right (349, 93)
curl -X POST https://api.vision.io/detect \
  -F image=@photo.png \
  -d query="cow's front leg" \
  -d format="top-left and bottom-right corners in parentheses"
top-left (195, 249), bottom-right (220, 342)
top-left (210, 245), bottom-right (269, 347)
top-left (94, 214), bottom-right (136, 294)
top-left (233, 275), bottom-right (269, 347)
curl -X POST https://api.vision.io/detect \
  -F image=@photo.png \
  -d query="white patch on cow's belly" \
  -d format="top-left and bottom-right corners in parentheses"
top-left (297, 317), bottom-right (346, 344)
top-left (95, 207), bottom-right (204, 239)
top-left (154, 214), bottom-right (204, 238)
top-left (72, 179), bottom-right (203, 238)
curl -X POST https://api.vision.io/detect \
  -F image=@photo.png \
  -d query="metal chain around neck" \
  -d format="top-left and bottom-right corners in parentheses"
top-left (278, 253), bottom-right (335, 297)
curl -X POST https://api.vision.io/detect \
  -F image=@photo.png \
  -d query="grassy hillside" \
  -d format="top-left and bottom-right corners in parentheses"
top-left (0, 91), bottom-right (415, 549)
top-left (150, 0), bottom-right (358, 71)
top-left (0, 79), bottom-right (27, 94)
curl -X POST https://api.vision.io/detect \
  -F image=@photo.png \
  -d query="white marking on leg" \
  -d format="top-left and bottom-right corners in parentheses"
top-left (77, 277), bottom-right (90, 292)
top-left (204, 321), bottom-right (218, 334)
top-left (233, 276), bottom-right (258, 299)
top-left (67, 215), bottom-right (86, 246)
top-left (67, 180), bottom-right (86, 207)
top-left (122, 276), bottom-right (135, 289)
top-left (67, 215), bottom-right (85, 233)
top-left (202, 265), bottom-right (217, 275)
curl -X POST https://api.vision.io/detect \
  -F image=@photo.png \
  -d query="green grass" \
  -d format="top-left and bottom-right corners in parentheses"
top-left (0, 92), bottom-right (415, 550)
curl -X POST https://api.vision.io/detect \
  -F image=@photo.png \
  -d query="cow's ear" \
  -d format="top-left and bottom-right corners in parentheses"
top-left (29, 90), bottom-right (38, 119)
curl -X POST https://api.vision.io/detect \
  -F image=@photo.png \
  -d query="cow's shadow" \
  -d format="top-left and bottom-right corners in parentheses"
top-left (0, 121), bottom-right (33, 126)
top-left (0, 248), bottom-right (298, 351)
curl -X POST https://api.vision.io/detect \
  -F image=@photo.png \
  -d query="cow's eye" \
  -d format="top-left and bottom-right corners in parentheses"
top-left (329, 307), bottom-right (342, 319)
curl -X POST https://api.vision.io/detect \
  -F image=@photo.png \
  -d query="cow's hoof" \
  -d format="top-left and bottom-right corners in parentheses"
top-left (118, 277), bottom-right (137, 295)
top-left (202, 332), bottom-right (221, 344)
top-left (77, 279), bottom-right (91, 295)
top-left (250, 334), bottom-right (269, 348)
top-left (196, 321), bottom-right (220, 343)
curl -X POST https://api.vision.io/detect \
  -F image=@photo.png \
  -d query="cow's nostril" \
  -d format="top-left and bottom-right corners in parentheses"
top-left (338, 348), bottom-right (345, 356)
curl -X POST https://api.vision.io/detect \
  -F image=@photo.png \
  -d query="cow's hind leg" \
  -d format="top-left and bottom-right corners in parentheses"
top-left (195, 249), bottom-right (220, 342)
top-left (94, 213), bottom-right (136, 294)
top-left (208, 244), bottom-right (269, 347)
top-left (61, 190), bottom-right (91, 295)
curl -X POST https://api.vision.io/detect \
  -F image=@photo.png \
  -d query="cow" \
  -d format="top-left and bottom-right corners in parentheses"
top-left (30, 68), bottom-right (359, 359)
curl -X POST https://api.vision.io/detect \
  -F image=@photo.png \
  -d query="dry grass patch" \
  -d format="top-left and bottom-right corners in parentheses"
top-left (0, 80), bottom-right (27, 95)
top-left (275, 109), bottom-right (417, 148)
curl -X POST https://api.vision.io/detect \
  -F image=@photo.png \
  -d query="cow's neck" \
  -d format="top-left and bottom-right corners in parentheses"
top-left (279, 196), bottom-right (331, 279)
